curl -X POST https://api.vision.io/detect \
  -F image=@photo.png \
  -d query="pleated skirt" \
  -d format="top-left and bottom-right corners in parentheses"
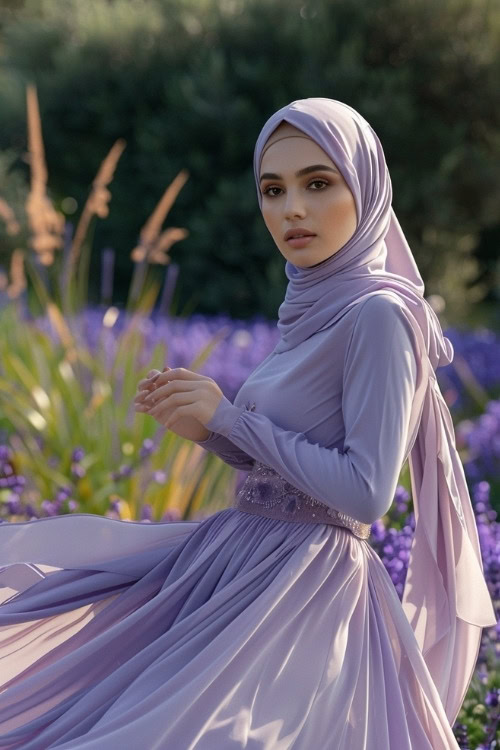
top-left (0, 506), bottom-right (461, 749)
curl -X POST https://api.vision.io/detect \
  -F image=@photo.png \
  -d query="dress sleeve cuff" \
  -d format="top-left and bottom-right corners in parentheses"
top-left (205, 395), bottom-right (246, 437)
top-left (194, 431), bottom-right (219, 446)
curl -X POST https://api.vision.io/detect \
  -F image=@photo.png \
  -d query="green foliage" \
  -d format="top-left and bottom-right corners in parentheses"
top-left (0, 293), bottom-right (240, 521)
top-left (456, 651), bottom-right (500, 748)
top-left (0, 0), bottom-right (499, 322)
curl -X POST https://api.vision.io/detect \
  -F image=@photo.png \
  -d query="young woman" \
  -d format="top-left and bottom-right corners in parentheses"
top-left (0, 98), bottom-right (495, 749)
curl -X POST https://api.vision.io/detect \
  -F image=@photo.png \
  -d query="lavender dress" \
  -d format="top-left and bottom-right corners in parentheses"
top-left (0, 294), bottom-right (462, 748)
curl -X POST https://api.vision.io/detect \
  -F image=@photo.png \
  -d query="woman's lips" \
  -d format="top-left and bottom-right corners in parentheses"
top-left (286, 235), bottom-right (316, 248)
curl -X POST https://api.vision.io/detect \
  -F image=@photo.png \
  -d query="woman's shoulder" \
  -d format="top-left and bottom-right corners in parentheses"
top-left (354, 291), bottom-right (407, 322)
top-left (346, 292), bottom-right (415, 353)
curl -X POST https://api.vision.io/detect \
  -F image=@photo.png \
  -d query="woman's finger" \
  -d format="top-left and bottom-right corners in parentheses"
top-left (135, 382), bottom-right (164, 405)
top-left (152, 368), bottom-right (209, 388)
top-left (135, 392), bottom-right (160, 409)
top-left (135, 381), bottom-right (156, 395)
top-left (148, 390), bottom-right (198, 416)
top-left (136, 369), bottom-right (163, 393)
top-left (134, 391), bottom-right (152, 405)
top-left (144, 379), bottom-right (202, 405)
top-left (137, 384), bottom-right (154, 395)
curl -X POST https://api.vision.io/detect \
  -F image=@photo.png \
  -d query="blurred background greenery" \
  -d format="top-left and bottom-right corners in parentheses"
top-left (0, 0), bottom-right (499, 327)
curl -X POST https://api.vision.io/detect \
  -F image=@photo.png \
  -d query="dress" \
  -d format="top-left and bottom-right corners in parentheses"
top-left (0, 294), bottom-right (464, 749)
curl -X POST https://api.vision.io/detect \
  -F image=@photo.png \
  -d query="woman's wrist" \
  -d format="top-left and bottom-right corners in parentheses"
top-left (196, 426), bottom-right (212, 441)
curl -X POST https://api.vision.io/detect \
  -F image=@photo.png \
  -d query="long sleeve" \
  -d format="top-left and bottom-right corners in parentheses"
top-left (204, 296), bottom-right (418, 525)
top-left (193, 431), bottom-right (256, 472)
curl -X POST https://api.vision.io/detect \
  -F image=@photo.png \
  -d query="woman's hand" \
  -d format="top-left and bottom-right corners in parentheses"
top-left (134, 367), bottom-right (221, 442)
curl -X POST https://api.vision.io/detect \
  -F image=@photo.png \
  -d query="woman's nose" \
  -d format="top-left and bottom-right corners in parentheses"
top-left (284, 195), bottom-right (306, 218)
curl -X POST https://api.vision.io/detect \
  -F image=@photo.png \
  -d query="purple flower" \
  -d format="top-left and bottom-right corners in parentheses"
top-left (0, 445), bottom-right (11, 461)
top-left (71, 447), bottom-right (85, 463)
top-left (161, 508), bottom-right (181, 523)
top-left (485, 689), bottom-right (500, 708)
top-left (41, 500), bottom-right (58, 516)
top-left (6, 496), bottom-right (22, 514)
top-left (140, 504), bottom-right (153, 521)
top-left (153, 470), bottom-right (167, 484)
top-left (139, 438), bottom-right (155, 459)
top-left (71, 463), bottom-right (86, 478)
top-left (55, 486), bottom-right (72, 503)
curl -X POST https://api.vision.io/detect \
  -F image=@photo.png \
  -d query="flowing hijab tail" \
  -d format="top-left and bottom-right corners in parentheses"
top-left (402, 365), bottom-right (497, 726)
top-left (253, 98), bottom-right (496, 724)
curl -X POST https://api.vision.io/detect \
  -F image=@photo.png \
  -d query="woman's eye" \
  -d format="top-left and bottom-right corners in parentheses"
top-left (262, 179), bottom-right (329, 197)
top-left (309, 180), bottom-right (329, 190)
top-left (262, 186), bottom-right (281, 197)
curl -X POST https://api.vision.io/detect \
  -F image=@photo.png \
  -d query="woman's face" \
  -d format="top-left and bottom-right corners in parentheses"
top-left (259, 123), bottom-right (357, 267)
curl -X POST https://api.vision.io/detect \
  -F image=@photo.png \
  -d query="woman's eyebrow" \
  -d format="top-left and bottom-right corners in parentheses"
top-left (259, 164), bottom-right (339, 182)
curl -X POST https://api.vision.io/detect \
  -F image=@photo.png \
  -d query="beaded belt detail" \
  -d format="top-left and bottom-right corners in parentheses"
top-left (232, 461), bottom-right (371, 540)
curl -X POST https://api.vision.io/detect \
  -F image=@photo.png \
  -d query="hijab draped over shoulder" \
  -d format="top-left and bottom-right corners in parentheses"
top-left (253, 97), bottom-right (496, 726)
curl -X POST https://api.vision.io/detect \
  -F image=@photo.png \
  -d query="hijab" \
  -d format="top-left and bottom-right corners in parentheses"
top-left (253, 97), bottom-right (496, 725)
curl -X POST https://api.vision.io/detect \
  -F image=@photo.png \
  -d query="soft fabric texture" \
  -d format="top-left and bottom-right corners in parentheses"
top-left (202, 294), bottom-right (418, 526)
top-left (245, 97), bottom-right (495, 722)
top-left (0, 97), bottom-right (496, 748)
top-left (0, 508), bottom-right (464, 749)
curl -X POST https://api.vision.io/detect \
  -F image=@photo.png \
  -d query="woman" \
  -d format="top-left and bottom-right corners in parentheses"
top-left (0, 98), bottom-right (496, 749)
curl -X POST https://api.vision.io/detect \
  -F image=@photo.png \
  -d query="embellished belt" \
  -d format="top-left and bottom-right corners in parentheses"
top-left (232, 461), bottom-right (371, 540)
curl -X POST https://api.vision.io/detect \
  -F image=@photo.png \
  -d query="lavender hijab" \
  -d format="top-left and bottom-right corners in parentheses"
top-left (254, 98), bottom-right (496, 724)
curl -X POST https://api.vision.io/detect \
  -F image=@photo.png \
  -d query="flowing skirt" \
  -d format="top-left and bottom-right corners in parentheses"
top-left (0, 506), bottom-right (461, 749)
